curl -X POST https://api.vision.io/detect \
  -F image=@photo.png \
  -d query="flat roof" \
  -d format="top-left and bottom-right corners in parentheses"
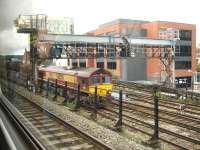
top-left (99, 19), bottom-right (149, 28)
top-left (38, 66), bottom-right (111, 78)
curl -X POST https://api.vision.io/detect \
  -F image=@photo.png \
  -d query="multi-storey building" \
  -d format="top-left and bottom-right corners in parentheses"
top-left (195, 46), bottom-right (200, 90)
top-left (86, 19), bottom-right (196, 87)
top-left (47, 16), bottom-right (74, 34)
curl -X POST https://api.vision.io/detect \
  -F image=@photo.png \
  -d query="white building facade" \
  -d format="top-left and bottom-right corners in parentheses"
top-left (47, 16), bottom-right (74, 34)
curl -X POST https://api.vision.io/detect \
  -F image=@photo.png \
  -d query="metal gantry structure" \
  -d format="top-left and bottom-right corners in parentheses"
top-left (14, 14), bottom-right (178, 89)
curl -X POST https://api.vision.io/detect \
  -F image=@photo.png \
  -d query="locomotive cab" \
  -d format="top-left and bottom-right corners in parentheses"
top-left (88, 69), bottom-right (112, 96)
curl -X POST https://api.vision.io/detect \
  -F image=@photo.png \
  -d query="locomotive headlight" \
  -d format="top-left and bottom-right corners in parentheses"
top-left (107, 90), bottom-right (111, 95)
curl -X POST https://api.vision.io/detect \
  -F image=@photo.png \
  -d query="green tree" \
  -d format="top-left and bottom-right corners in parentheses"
top-left (197, 63), bottom-right (200, 72)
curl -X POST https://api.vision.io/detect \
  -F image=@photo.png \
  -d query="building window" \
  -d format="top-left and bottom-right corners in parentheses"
top-left (79, 62), bottom-right (86, 67)
top-left (79, 47), bottom-right (87, 57)
top-left (159, 28), bottom-right (179, 39)
top-left (70, 24), bottom-right (74, 34)
top-left (197, 72), bottom-right (200, 82)
top-left (179, 30), bottom-right (192, 41)
top-left (72, 62), bottom-right (77, 68)
top-left (51, 47), bottom-right (62, 58)
top-left (175, 61), bottom-right (191, 69)
top-left (107, 47), bottom-right (115, 57)
top-left (175, 45), bottom-right (191, 56)
top-left (72, 48), bottom-right (77, 58)
top-left (96, 47), bottom-right (104, 57)
top-left (97, 62), bottom-right (104, 68)
top-left (107, 61), bottom-right (116, 69)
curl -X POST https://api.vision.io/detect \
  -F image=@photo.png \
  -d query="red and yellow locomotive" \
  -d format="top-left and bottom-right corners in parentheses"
top-left (38, 65), bottom-right (113, 97)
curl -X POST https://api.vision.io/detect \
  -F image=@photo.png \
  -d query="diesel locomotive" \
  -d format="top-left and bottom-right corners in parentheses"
top-left (38, 65), bottom-right (113, 97)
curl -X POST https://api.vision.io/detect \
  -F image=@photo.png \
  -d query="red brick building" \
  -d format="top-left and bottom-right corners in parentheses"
top-left (87, 19), bottom-right (196, 87)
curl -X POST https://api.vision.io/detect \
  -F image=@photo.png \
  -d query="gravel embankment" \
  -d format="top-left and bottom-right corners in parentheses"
top-left (2, 81), bottom-right (152, 150)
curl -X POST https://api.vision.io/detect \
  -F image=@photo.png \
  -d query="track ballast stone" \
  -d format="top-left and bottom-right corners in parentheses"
top-left (4, 81), bottom-right (152, 150)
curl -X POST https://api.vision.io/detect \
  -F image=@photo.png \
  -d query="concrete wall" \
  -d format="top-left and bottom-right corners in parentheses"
top-left (120, 57), bottom-right (146, 81)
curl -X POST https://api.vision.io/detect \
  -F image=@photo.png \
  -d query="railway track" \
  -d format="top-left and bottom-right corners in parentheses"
top-left (110, 99), bottom-right (200, 133)
top-left (1, 87), bottom-right (112, 150)
top-left (126, 90), bottom-right (200, 115)
top-left (126, 94), bottom-right (200, 120)
top-left (113, 81), bottom-right (200, 106)
top-left (79, 98), bottom-right (200, 149)
top-left (2, 78), bottom-right (200, 149)
top-left (123, 95), bottom-right (200, 121)
top-left (99, 104), bottom-right (200, 150)
top-left (113, 82), bottom-right (200, 127)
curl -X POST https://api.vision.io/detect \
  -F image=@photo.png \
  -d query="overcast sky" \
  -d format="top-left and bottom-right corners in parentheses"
top-left (0, 0), bottom-right (199, 54)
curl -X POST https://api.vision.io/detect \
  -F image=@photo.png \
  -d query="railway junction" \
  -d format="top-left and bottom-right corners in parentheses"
top-left (0, 14), bottom-right (199, 150)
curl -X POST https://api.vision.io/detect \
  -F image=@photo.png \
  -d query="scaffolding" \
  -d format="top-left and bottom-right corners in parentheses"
top-left (15, 14), bottom-right (47, 33)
